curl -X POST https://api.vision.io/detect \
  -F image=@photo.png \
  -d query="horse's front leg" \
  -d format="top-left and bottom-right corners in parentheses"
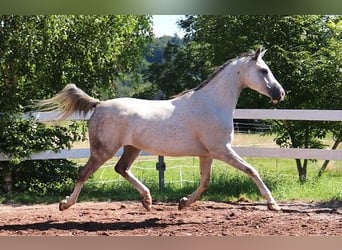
top-left (214, 145), bottom-right (281, 211)
top-left (114, 145), bottom-right (152, 211)
top-left (178, 156), bottom-right (213, 210)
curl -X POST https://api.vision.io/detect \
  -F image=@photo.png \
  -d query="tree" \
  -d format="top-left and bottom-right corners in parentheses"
top-left (313, 18), bottom-right (342, 178)
top-left (178, 15), bottom-right (341, 182)
top-left (144, 35), bottom-right (183, 64)
top-left (0, 15), bottom-right (153, 106)
top-left (146, 38), bottom-right (214, 97)
top-left (0, 15), bottom-right (152, 193)
top-left (111, 35), bottom-right (184, 99)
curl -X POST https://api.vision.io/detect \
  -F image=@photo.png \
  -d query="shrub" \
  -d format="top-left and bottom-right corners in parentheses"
top-left (0, 111), bottom-right (85, 195)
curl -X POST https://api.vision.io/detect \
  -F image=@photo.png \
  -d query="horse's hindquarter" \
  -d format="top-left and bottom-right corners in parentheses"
top-left (90, 98), bottom-right (211, 157)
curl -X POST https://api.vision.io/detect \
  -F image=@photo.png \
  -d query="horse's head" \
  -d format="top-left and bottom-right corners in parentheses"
top-left (241, 48), bottom-right (285, 104)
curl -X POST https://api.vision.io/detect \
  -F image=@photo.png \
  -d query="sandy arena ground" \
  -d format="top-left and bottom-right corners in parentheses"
top-left (0, 200), bottom-right (341, 236)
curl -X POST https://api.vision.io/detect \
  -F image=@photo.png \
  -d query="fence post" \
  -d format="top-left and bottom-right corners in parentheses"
top-left (156, 155), bottom-right (166, 191)
top-left (153, 90), bottom-right (167, 191)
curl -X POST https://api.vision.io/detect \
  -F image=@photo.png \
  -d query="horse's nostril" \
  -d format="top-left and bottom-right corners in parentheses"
top-left (281, 89), bottom-right (285, 99)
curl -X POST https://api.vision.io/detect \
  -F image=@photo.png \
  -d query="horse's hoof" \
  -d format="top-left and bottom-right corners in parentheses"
top-left (59, 201), bottom-right (68, 211)
top-left (267, 202), bottom-right (281, 211)
top-left (178, 197), bottom-right (188, 210)
top-left (59, 196), bottom-right (69, 211)
top-left (141, 194), bottom-right (152, 211)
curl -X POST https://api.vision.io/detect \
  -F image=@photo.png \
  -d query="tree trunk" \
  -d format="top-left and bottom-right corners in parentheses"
top-left (317, 138), bottom-right (341, 177)
top-left (288, 125), bottom-right (308, 183)
top-left (0, 162), bottom-right (14, 193)
top-left (2, 174), bottom-right (13, 193)
top-left (296, 159), bottom-right (307, 183)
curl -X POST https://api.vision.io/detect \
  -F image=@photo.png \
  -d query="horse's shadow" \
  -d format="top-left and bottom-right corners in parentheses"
top-left (0, 218), bottom-right (197, 233)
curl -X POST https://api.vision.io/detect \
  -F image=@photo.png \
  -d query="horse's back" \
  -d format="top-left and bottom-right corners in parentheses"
top-left (87, 97), bottom-right (209, 156)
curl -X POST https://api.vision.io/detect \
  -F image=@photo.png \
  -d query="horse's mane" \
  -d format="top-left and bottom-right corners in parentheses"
top-left (173, 51), bottom-right (255, 98)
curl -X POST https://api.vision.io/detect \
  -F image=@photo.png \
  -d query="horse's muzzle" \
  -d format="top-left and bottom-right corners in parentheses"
top-left (270, 86), bottom-right (285, 104)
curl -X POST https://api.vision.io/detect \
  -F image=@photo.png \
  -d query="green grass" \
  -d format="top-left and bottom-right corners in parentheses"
top-left (1, 133), bottom-right (341, 205)
top-left (75, 155), bottom-right (342, 204)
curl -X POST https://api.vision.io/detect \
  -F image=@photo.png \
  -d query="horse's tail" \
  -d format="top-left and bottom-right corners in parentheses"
top-left (36, 84), bottom-right (100, 121)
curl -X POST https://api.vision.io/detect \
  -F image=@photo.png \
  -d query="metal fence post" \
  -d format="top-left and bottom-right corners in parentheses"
top-left (156, 155), bottom-right (166, 191)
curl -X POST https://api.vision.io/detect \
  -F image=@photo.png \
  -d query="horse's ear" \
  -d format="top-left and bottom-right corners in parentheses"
top-left (253, 48), bottom-right (261, 60)
top-left (259, 49), bottom-right (267, 58)
top-left (253, 48), bottom-right (267, 60)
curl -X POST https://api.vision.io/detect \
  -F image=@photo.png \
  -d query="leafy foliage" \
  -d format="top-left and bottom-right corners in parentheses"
top-left (0, 111), bottom-right (85, 194)
top-left (146, 40), bottom-right (214, 97)
top-left (145, 35), bottom-right (183, 64)
top-left (0, 113), bottom-right (84, 164)
top-left (0, 15), bottom-right (152, 194)
top-left (0, 15), bottom-right (153, 107)
top-left (10, 159), bottom-right (78, 196)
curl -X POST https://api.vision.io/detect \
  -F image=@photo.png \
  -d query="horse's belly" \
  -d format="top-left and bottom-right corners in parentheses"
top-left (137, 141), bottom-right (209, 157)
top-left (124, 123), bottom-right (208, 157)
top-left (139, 139), bottom-right (208, 157)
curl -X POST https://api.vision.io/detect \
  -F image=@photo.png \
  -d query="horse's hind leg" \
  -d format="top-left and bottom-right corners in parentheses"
top-left (114, 145), bottom-right (152, 211)
top-left (59, 152), bottom-right (114, 211)
top-left (178, 156), bottom-right (213, 210)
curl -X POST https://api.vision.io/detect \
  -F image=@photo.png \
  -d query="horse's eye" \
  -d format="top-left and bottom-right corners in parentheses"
top-left (260, 68), bottom-right (268, 74)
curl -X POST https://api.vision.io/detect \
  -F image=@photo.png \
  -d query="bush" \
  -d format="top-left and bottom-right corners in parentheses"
top-left (0, 111), bottom-right (85, 195)
top-left (12, 159), bottom-right (78, 195)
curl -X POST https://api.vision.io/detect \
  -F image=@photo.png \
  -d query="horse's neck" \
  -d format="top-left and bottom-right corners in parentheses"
top-left (196, 62), bottom-right (243, 111)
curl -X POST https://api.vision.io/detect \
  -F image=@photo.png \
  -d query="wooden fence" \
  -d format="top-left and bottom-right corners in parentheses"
top-left (1, 109), bottom-right (340, 190)
top-left (0, 109), bottom-right (341, 162)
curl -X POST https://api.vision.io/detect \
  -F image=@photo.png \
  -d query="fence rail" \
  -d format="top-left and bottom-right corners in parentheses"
top-left (0, 109), bottom-right (341, 162)
top-left (234, 109), bottom-right (342, 121)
